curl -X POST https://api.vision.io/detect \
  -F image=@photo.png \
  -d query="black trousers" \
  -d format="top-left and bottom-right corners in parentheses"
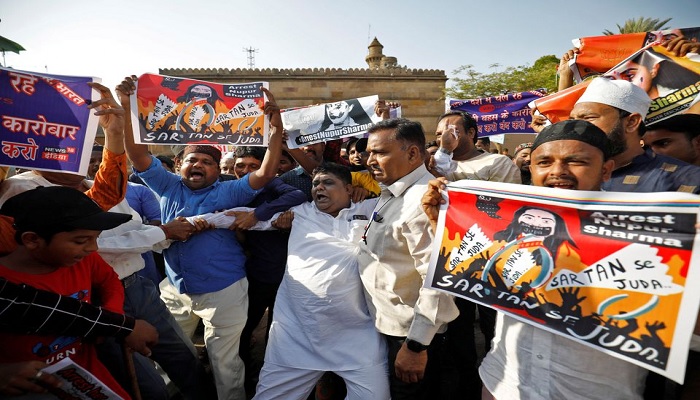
top-left (385, 331), bottom-right (473, 400)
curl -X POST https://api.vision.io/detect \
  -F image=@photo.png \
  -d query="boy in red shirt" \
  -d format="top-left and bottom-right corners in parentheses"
top-left (0, 186), bottom-right (133, 398)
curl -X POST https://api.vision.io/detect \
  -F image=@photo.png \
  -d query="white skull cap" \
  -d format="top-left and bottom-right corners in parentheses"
top-left (575, 77), bottom-right (652, 116)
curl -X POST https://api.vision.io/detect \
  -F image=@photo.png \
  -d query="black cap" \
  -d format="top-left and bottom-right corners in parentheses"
top-left (0, 186), bottom-right (132, 232)
top-left (533, 120), bottom-right (612, 159)
top-left (647, 114), bottom-right (700, 137)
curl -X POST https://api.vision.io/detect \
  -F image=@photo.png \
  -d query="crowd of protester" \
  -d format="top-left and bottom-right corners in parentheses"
top-left (1, 36), bottom-right (700, 400)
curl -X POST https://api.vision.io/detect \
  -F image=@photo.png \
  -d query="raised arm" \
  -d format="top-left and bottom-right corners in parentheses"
top-left (557, 48), bottom-right (579, 92)
top-left (85, 82), bottom-right (127, 210)
top-left (115, 75), bottom-right (154, 172)
top-left (248, 87), bottom-right (283, 190)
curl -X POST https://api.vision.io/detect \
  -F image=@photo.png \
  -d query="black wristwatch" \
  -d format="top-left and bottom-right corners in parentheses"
top-left (405, 338), bottom-right (429, 353)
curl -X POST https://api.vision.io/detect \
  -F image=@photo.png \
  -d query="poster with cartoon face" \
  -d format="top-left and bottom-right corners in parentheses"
top-left (427, 180), bottom-right (700, 384)
top-left (131, 73), bottom-right (269, 146)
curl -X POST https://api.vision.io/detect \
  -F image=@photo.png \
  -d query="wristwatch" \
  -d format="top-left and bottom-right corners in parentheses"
top-left (405, 338), bottom-right (429, 353)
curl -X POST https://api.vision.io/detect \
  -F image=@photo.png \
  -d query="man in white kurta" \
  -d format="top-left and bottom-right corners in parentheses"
top-left (253, 163), bottom-right (389, 400)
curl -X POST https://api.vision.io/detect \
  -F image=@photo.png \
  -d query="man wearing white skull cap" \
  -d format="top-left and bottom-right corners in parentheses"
top-left (570, 77), bottom-right (700, 193)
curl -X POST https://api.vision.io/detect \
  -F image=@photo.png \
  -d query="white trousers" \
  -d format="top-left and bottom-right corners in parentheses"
top-left (160, 278), bottom-right (248, 400)
top-left (253, 361), bottom-right (390, 400)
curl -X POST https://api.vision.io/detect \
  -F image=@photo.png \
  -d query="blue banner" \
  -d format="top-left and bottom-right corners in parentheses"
top-left (448, 90), bottom-right (547, 136)
top-left (0, 68), bottom-right (98, 175)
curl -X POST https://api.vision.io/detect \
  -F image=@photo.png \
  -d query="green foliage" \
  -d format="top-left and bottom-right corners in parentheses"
top-left (603, 17), bottom-right (672, 35)
top-left (446, 55), bottom-right (559, 99)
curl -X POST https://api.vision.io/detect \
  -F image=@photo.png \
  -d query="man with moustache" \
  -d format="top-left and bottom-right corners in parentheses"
top-left (280, 142), bottom-right (326, 201)
top-left (431, 110), bottom-right (521, 397)
top-left (422, 119), bottom-right (648, 400)
top-left (359, 118), bottom-right (458, 399)
top-left (119, 76), bottom-right (284, 400)
top-left (512, 142), bottom-right (533, 185)
top-left (253, 163), bottom-right (389, 400)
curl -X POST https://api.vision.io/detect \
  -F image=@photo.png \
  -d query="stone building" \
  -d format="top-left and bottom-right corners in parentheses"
top-left (159, 38), bottom-right (447, 143)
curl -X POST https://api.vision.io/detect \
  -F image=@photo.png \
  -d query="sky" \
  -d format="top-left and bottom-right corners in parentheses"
top-left (2, 0), bottom-right (700, 92)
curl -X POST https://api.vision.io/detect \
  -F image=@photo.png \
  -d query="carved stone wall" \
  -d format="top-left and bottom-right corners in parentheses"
top-left (158, 67), bottom-right (447, 141)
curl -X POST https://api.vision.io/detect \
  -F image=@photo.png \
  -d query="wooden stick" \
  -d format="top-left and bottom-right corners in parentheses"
top-left (122, 346), bottom-right (142, 400)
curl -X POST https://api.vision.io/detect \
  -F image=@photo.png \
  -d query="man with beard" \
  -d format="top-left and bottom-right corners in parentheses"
top-left (422, 120), bottom-right (648, 400)
top-left (572, 78), bottom-right (700, 399)
top-left (431, 111), bottom-right (521, 397)
top-left (570, 77), bottom-right (700, 193)
top-left (512, 142), bottom-right (533, 185)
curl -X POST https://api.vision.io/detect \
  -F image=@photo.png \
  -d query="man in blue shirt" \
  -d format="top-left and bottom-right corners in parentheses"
top-left (119, 78), bottom-right (284, 400)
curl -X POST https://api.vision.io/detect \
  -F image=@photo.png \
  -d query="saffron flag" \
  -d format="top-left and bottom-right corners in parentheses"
top-left (426, 180), bottom-right (700, 383)
top-left (131, 73), bottom-right (269, 146)
top-left (533, 28), bottom-right (700, 125)
top-left (569, 27), bottom-right (700, 82)
top-left (0, 67), bottom-right (99, 175)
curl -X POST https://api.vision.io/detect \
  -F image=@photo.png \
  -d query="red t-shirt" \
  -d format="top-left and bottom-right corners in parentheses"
top-left (0, 252), bottom-right (130, 399)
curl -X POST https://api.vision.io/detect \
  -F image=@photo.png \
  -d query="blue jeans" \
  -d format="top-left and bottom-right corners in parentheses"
top-left (99, 275), bottom-right (213, 400)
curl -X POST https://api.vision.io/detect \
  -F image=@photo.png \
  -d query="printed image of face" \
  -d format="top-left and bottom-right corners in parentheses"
top-left (619, 61), bottom-right (655, 94)
top-left (327, 101), bottom-right (353, 126)
top-left (312, 172), bottom-right (352, 217)
top-left (233, 156), bottom-right (261, 179)
top-left (180, 152), bottom-right (220, 190)
top-left (517, 209), bottom-right (556, 238)
top-left (190, 85), bottom-right (213, 99)
top-left (529, 140), bottom-right (613, 191)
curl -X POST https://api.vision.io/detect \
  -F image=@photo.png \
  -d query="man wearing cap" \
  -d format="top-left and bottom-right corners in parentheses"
top-left (0, 83), bottom-right (210, 398)
top-left (423, 119), bottom-right (647, 400)
top-left (571, 77), bottom-right (700, 193)
top-left (119, 77), bottom-right (283, 400)
top-left (643, 113), bottom-right (700, 166)
top-left (0, 186), bottom-right (135, 399)
top-left (512, 142), bottom-right (533, 185)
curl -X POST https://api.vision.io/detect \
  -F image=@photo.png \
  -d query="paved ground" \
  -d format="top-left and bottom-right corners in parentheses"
top-left (186, 308), bottom-right (488, 399)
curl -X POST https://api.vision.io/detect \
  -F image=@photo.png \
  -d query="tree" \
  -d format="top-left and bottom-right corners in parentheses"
top-left (446, 55), bottom-right (559, 99)
top-left (603, 17), bottom-right (672, 35)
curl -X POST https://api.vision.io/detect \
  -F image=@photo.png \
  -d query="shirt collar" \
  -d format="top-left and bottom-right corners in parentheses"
top-left (382, 164), bottom-right (429, 198)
